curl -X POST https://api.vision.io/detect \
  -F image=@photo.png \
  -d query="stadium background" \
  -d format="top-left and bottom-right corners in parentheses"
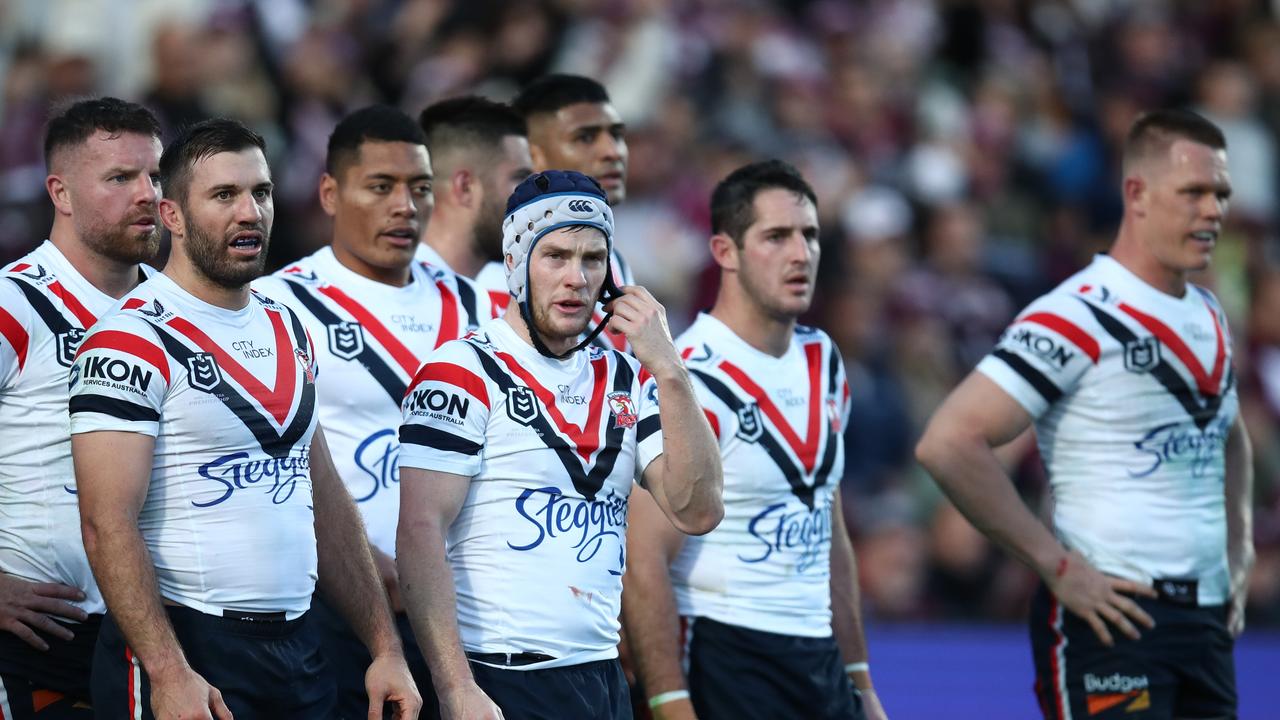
top-left (1, 0), bottom-right (1278, 716)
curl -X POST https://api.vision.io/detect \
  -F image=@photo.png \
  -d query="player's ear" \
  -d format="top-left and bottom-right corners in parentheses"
top-left (709, 232), bottom-right (740, 272)
top-left (46, 174), bottom-right (72, 216)
top-left (318, 173), bottom-right (339, 217)
top-left (159, 198), bottom-right (185, 236)
top-left (528, 143), bottom-right (547, 173)
top-left (1122, 172), bottom-right (1148, 216)
top-left (452, 169), bottom-right (476, 208)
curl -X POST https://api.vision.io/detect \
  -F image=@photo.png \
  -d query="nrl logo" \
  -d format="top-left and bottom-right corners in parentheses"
top-left (56, 328), bottom-right (85, 368)
top-left (506, 386), bottom-right (541, 426)
top-left (186, 352), bottom-right (222, 392)
top-left (735, 403), bottom-right (764, 443)
top-left (1123, 336), bottom-right (1160, 374)
top-left (607, 391), bottom-right (638, 429)
top-left (327, 321), bottom-right (364, 360)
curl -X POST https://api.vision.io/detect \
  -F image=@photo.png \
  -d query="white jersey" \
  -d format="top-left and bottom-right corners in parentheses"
top-left (670, 314), bottom-right (849, 637)
top-left (68, 274), bottom-right (320, 618)
top-left (398, 318), bottom-right (663, 668)
top-left (414, 243), bottom-right (504, 321)
top-left (475, 247), bottom-right (635, 352)
top-left (254, 248), bottom-right (489, 557)
top-left (977, 255), bottom-right (1239, 604)
top-left (0, 241), bottom-right (151, 615)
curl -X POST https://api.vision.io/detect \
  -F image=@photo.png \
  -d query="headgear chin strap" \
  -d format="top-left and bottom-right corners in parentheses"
top-left (502, 170), bottom-right (619, 360)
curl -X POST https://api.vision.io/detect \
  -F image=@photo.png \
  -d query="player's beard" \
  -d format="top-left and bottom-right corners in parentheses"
top-left (738, 259), bottom-right (812, 322)
top-left (76, 209), bottom-right (161, 265)
top-left (184, 218), bottom-right (270, 290)
top-left (473, 191), bottom-right (506, 263)
top-left (528, 290), bottom-right (593, 346)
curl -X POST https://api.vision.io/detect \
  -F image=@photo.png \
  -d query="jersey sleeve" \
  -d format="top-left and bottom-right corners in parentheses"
top-left (634, 370), bottom-right (664, 477)
top-left (398, 341), bottom-right (493, 477)
top-left (975, 292), bottom-right (1101, 418)
top-left (68, 314), bottom-right (173, 436)
top-left (0, 280), bottom-right (34, 389)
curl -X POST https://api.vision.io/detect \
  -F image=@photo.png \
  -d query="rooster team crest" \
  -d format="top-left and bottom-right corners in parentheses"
top-left (608, 391), bottom-right (638, 429)
top-left (826, 397), bottom-right (841, 433)
top-left (327, 321), bottom-right (364, 360)
top-left (295, 348), bottom-right (315, 384)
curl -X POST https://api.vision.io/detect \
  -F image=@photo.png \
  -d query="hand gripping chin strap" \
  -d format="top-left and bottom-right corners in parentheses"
top-left (521, 261), bottom-right (625, 360)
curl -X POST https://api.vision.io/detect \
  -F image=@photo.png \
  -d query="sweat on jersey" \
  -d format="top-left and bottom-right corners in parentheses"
top-left (68, 273), bottom-right (320, 618)
top-left (977, 254), bottom-right (1239, 605)
top-left (670, 314), bottom-right (850, 637)
top-left (398, 318), bottom-right (662, 669)
top-left (254, 248), bottom-right (488, 557)
top-left (0, 241), bottom-right (151, 615)
top-left (473, 247), bottom-right (635, 353)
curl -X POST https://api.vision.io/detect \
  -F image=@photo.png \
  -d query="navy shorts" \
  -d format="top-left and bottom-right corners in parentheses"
top-left (0, 614), bottom-right (99, 718)
top-left (91, 606), bottom-right (334, 720)
top-left (470, 657), bottom-right (631, 720)
top-left (685, 616), bottom-right (863, 720)
top-left (1029, 583), bottom-right (1236, 719)
top-left (310, 594), bottom-right (436, 719)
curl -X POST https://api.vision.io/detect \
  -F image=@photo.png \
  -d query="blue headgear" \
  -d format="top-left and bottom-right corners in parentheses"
top-left (501, 170), bottom-right (622, 359)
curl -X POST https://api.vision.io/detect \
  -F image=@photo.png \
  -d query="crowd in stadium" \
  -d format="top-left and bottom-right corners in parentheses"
top-left (3, 0), bottom-right (1280, 635)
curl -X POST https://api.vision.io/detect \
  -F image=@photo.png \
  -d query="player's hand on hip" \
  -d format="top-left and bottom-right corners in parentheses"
top-left (440, 681), bottom-right (504, 720)
top-left (365, 653), bottom-right (422, 720)
top-left (1046, 550), bottom-right (1157, 647)
top-left (0, 572), bottom-right (89, 650)
top-left (603, 286), bottom-right (679, 374)
top-left (148, 665), bottom-right (233, 720)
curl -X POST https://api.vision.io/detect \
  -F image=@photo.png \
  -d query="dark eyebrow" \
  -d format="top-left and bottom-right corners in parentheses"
top-left (363, 173), bottom-right (433, 183)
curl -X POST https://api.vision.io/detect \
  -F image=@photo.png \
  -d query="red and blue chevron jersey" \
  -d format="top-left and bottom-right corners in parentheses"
top-left (0, 240), bottom-right (153, 615)
top-left (253, 247), bottom-right (489, 557)
top-left (398, 318), bottom-right (662, 669)
top-left (69, 273), bottom-right (320, 618)
top-left (977, 254), bottom-right (1239, 605)
top-left (670, 314), bottom-right (850, 637)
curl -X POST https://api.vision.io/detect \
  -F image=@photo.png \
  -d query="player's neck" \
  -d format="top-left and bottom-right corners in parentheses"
top-left (48, 222), bottom-right (144, 299)
top-left (331, 240), bottom-right (411, 287)
top-left (422, 215), bottom-right (484, 278)
top-left (163, 250), bottom-right (251, 311)
top-left (1109, 227), bottom-right (1189, 298)
top-left (709, 293), bottom-right (794, 358)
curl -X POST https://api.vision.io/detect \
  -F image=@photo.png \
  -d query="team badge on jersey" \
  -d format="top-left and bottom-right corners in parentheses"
top-left (1124, 336), bottom-right (1160, 373)
top-left (327, 321), bottom-right (365, 360)
top-left (294, 348), bottom-right (315, 384)
top-left (735, 403), bottom-right (764, 443)
top-left (607, 391), bottom-right (638, 429)
top-left (507, 385), bottom-right (540, 425)
top-left (186, 352), bottom-right (222, 392)
top-left (56, 328), bottom-right (85, 367)
top-left (826, 396), bottom-right (842, 433)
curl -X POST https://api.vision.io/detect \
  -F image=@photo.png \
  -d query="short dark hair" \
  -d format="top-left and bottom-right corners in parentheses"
top-left (326, 105), bottom-right (427, 176)
top-left (44, 96), bottom-right (161, 169)
top-left (160, 118), bottom-right (266, 204)
top-left (710, 160), bottom-right (817, 244)
top-left (512, 74), bottom-right (611, 118)
top-left (1124, 109), bottom-right (1227, 171)
top-left (418, 96), bottom-right (526, 158)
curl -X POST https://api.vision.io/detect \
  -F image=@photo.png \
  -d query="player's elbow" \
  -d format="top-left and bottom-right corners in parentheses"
top-left (672, 492), bottom-right (723, 537)
top-left (915, 416), bottom-right (967, 481)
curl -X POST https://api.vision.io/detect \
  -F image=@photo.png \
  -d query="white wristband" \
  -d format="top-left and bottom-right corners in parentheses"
top-left (648, 690), bottom-right (691, 709)
top-left (845, 661), bottom-right (870, 674)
